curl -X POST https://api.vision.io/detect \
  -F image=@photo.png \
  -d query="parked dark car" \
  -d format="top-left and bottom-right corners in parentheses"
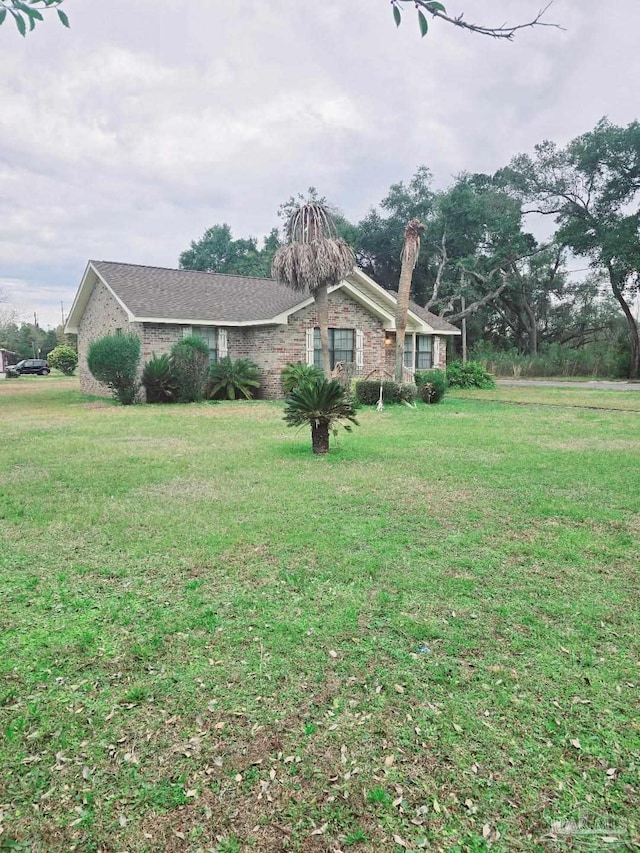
top-left (5, 358), bottom-right (50, 377)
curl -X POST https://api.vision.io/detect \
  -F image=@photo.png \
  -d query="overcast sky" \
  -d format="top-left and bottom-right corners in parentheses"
top-left (1, 0), bottom-right (638, 328)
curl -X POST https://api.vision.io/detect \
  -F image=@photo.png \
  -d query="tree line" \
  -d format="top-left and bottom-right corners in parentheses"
top-left (180, 118), bottom-right (640, 378)
top-left (0, 316), bottom-right (69, 361)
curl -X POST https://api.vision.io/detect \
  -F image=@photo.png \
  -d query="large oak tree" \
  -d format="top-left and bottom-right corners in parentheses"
top-left (501, 119), bottom-right (640, 378)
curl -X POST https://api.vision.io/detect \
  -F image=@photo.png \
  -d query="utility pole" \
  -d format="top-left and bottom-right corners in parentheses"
top-left (60, 301), bottom-right (65, 326)
top-left (32, 312), bottom-right (38, 357)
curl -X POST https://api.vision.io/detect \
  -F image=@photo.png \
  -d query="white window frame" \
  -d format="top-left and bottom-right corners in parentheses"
top-left (313, 327), bottom-right (356, 370)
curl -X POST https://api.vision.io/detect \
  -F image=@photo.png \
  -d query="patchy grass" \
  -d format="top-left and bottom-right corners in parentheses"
top-left (455, 384), bottom-right (640, 412)
top-left (0, 380), bottom-right (638, 852)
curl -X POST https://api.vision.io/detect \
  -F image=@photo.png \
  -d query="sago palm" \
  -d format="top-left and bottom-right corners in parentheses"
top-left (280, 362), bottom-right (324, 394)
top-left (142, 353), bottom-right (178, 403)
top-left (208, 357), bottom-right (261, 400)
top-left (272, 202), bottom-right (356, 379)
top-left (283, 379), bottom-right (359, 455)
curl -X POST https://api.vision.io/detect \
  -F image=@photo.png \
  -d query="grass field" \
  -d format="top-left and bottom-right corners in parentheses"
top-left (0, 378), bottom-right (638, 853)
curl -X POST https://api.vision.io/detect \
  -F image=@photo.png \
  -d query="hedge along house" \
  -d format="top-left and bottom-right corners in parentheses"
top-left (65, 261), bottom-right (460, 399)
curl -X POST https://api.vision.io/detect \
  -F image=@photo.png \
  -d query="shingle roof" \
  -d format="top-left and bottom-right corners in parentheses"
top-left (91, 261), bottom-right (310, 323)
top-left (386, 290), bottom-right (460, 333)
top-left (87, 261), bottom-right (460, 333)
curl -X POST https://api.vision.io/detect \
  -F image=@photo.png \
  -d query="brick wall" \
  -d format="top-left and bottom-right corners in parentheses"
top-left (78, 281), bottom-right (142, 396)
top-left (243, 288), bottom-right (388, 399)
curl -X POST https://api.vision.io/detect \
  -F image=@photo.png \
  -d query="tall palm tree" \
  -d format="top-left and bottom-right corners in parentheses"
top-left (395, 218), bottom-right (426, 382)
top-left (272, 202), bottom-right (356, 379)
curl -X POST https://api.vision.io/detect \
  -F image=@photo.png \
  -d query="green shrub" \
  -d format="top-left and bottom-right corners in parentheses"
top-left (170, 336), bottom-right (210, 403)
top-left (281, 362), bottom-right (324, 394)
top-left (355, 380), bottom-right (382, 405)
top-left (355, 380), bottom-right (410, 405)
top-left (400, 383), bottom-right (418, 404)
top-left (415, 369), bottom-right (447, 403)
top-left (208, 357), bottom-right (261, 400)
top-left (142, 353), bottom-right (178, 403)
top-left (87, 333), bottom-right (141, 405)
top-left (446, 360), bottom-right (495, 389)
top-left (47, 344), bottom-right (78, 376)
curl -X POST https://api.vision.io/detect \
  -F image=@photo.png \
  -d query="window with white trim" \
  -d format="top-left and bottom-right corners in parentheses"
top-left (403, 336), bottom-right (413, 369)
top-left (415, 334), bottom-right (433, 370)
top-left (185, 325), bottom-right (219, 363)
top-left (404, 335), bottom-right (433, 370)
top-left (313, 328), bottom-right (355, 369)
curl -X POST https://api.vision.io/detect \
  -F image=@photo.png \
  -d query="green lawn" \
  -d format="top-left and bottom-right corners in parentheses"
top-left (1, 379), bottom-right (638, 853)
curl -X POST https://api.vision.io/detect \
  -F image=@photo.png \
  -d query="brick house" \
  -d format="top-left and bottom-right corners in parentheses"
top-left (65, 261), bottom-right (460, 399)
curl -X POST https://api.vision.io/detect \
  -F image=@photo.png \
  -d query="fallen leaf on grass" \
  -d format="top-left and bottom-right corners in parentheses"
top-left (310, 822), bottom-right (328, 836)
top-left (394, 684), bottom-right (405, 694)
top-left (393, 835), bottom-right (408, 848)
top-left (452, 723), bottom-right (463, 733)
top-left (329, 650), bottom-right (338, 658)
top-left (570, 738), bottom-right (582, 750)
top-left (384, 755), bottom-right (395, 767)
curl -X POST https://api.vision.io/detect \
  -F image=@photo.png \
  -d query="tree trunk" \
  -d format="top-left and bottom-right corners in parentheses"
top-left (311, 418), bottom-right (330, 454)
top-left (615, 292), bottom-right (640, 378)
top-left (395, 257), bottom-right (413, 382)
top-left (521, 291), bottom-right (538, 355)
top-left (316, 284), bottom-right (331, 379)
top-left (395, 220), bottom-right (424, 383)
top-left (608, 266), bottom-right (640, 379)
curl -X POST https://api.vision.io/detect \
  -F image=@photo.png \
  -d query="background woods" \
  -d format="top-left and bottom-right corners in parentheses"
top-left (179, 119), bottom-right (639, 378)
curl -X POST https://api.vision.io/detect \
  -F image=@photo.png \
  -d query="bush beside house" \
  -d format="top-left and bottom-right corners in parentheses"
top-left (415, 369), bottom-right (447, 403)
top-left (87, 334), bottom-right (141, 405)
top-left (170, 337), bottom-right (210, 403)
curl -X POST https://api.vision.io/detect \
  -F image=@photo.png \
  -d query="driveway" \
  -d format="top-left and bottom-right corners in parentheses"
top-left (496, 379), bottom-right (640, 391)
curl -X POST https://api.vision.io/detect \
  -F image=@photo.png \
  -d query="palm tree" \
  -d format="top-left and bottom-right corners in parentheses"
top-left (395, 218), bottom-right (426, 382)
top-left (272, 202), bottom-right (356, 379)
top-left (283, 378), bottom-right (359, 455)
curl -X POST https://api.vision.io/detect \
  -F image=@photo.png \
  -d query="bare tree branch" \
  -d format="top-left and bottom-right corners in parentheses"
top-left (393, 1), bottom-right (563, 41)
top-left (445, 271), bottom-right (509, 323)
top-left (443, 244), bottom-right (552, 323)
